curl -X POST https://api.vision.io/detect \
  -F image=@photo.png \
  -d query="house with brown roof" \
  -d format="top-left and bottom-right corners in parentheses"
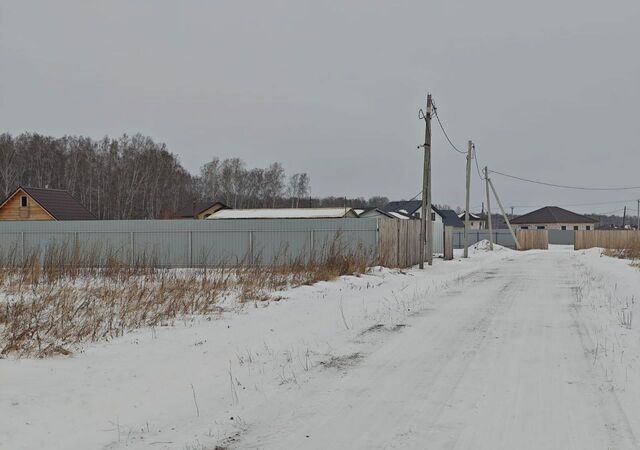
top-left (510, 206), bottom-right (597, 231)
top-left (0, 186), bottom-right (95, 221)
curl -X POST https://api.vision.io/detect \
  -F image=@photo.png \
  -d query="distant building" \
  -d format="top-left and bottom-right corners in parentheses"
top-left (172, 200), bottom-right (228, 219)
top-left (381, 200), bottom-right (464, 228)
top-left (358, 208), bottom-right (396, 219)
top-left (0, 186), bottom-right (95, 221)
top-left (510, 206), bottom-right (597, 231)
top-left (458, 211), bottom-right (484, 230)
top-left (207, 207), bottom-right (358, 219)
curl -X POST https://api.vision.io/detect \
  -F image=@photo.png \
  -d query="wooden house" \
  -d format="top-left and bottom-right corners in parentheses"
top-left (0, 186), bottom-right (95, 221)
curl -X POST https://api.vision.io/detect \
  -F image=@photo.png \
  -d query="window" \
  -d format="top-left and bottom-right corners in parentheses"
top-left (537, 226), bottom-right (545, 230)
top-left (521, 226), bottom-right (529, 230)
top-left (574, 226), bottom-right (579, 231)
top-left (586, 226), bottom-right (591, 230)
top-left (561, 226), bottom-right (566, 230)
top-left (20, 196), bottom-right (28, 207)
top-left (431, 212), bottom-right (436, 221)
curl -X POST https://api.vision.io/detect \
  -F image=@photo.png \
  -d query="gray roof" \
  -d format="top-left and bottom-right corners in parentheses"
top-left (381, 200), bottom-right (422, 216)
top-left (435, 208), bottom-right (465, 227)
top-left (17, 186), bottom-right (95, 220)
top-left (382, 201), bottom-right (465, 227)
top-left (510, 206), bottom-right (597, 224)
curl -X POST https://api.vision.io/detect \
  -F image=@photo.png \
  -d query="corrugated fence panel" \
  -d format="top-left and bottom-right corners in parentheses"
top-left (192, 231), bottom-right (250, 266)
top-left (0, 232), bottom-right (21, 260)
top-left (0, 218), bottom-right (379, 267)
top-left (77, 231), bottom-right (130, 265)
top-left (432, 221), bottom-right (444, 254)
top-left (548, 230), bottom-right (575, 246)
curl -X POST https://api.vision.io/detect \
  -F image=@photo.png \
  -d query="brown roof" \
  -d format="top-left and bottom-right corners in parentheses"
top-left (510, 206), bottom-right (597, 225)
top-left (15, 186), bottom-right (95, 220)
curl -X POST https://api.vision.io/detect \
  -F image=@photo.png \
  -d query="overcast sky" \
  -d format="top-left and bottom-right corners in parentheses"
top-left (1, 1), bottom-right (639, 214)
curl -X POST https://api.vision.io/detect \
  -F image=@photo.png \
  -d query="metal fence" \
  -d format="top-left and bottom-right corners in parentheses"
top-left (0, 218), bottom-right (451, 268)
top-left (453, 229), bottom-right (517, 249)
top-left (548, 230), bottom-right (576, 246)
top-left (0, 218), bottom-right (380, 267)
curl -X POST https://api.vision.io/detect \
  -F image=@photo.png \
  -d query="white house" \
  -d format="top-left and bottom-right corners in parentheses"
top-left (457, 211), bottom-right (484, 230)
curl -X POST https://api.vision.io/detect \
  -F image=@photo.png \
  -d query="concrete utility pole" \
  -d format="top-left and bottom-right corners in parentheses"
top-left (419, 94), bottom-right (433, 268)
top-left (463, 141), bottom-right (472, 258)
top-left (623, 205), bottom-right (627, 228)
top-left (484, 167), bottom-right (494, 250)
top-left (488, 177), bottom-right (521, 250)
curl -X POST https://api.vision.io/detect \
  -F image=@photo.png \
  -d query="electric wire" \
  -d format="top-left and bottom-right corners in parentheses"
top-left (489, 170), bottom-right (640, 191)
top-left (431, 102), bottom-right (467, 155)
top-left (472, 145), bottom-right (485, 180)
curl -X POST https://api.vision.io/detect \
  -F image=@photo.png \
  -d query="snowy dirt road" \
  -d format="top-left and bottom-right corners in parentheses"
top-left (239, 250), bottom-right (639, 450)
top-left (4, 247), bottom-right (640, 450)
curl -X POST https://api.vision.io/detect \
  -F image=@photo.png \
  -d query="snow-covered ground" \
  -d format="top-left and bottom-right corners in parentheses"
top-left (3, 244), bottom-right (640, 449)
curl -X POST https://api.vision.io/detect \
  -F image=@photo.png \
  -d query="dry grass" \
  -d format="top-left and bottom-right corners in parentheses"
top-left (602, 239), bottom-right (640, 261)
top-left (0, 240), bottom-right (369, 358)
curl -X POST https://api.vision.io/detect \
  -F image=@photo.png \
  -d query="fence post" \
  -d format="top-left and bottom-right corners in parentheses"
top-left (405, 222), bottom-right (409, 266)
top-left (249, 231), bottom-right (254, 265)
top-left (375, 220), bottom-right (380, 264)
top-left (444, 226), bottom-right (453, 260)
top-left (310, 229), bottom-right (315, 262)
top-left (396, 220), bottom-right (401, 267)
top-left (188, 231), bottom-right (193, 268)
top-left (130, 231), bottom-right (134, 266)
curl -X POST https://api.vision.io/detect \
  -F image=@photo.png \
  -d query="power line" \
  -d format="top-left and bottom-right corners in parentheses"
top-left (508, 198), bottom-right (640, 209)
top-left (596, 207), bottom-right (629, 216)
top-left (472, 146), bottom-right (485, 180)
top-left (489, 169), bottom-right (640, 191)
top-left (431, 101), bottom-right (467, 155)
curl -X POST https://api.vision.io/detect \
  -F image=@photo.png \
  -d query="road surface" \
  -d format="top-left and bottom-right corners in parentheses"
top-left (238, 250), bottom-right (639, 449)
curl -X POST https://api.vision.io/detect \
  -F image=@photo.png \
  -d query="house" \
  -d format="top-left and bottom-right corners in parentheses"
top-left (381, 201), bottom-right (463, 227)
top-left (0, 186), bottom-right (95, 221)
top-left (172, 200), bottom-right (228, 219)
top-left (381, 200), bottom-right (424, 219)
top-left (207, 207), bottom-right (358, 219)
top-left (510, 206), bottom-right (597, 231)
top-left (358, 208), bottom-right (397, 219)
top-left (458, 211), bottom-right (484, 229)
top-left (436, 208), bottom-right (465, 228)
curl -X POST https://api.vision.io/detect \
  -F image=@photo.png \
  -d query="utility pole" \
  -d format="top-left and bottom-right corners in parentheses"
top-left (637, 199), bottom-right (639, 230)
top-left (463, 141), bottom-right (472, 258)
top-left (488, 177), bottom-right (521, 250)
top-left (419, 94), bottom-right (433, 268)
top-left (510, 206), bottom-right (514, 218)
top-left (623, 205), bottom-right (627, 228)
top-left (484, 167), bottom-right (494, 250)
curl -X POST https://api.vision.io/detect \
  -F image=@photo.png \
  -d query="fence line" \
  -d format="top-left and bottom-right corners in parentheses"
top-left (516, 230), bottom-right (549, 250)
top-left (575, 230), bottom-right (640, 250)
top-left (377, 219), bottom-right (445, 268)
top-left (0, 218), bottom-right (451, 269)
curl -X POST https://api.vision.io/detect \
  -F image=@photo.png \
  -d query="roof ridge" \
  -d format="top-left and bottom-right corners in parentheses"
top-left (21, 185), bottom-right (69, 192)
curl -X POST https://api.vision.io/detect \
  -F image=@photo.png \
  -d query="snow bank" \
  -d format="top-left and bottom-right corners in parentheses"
top-left (0, 251), bottom-right (505, 450)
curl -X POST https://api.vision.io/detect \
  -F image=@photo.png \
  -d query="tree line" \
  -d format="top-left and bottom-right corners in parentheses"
top-left (0, 132), bottom-right (388, 219)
